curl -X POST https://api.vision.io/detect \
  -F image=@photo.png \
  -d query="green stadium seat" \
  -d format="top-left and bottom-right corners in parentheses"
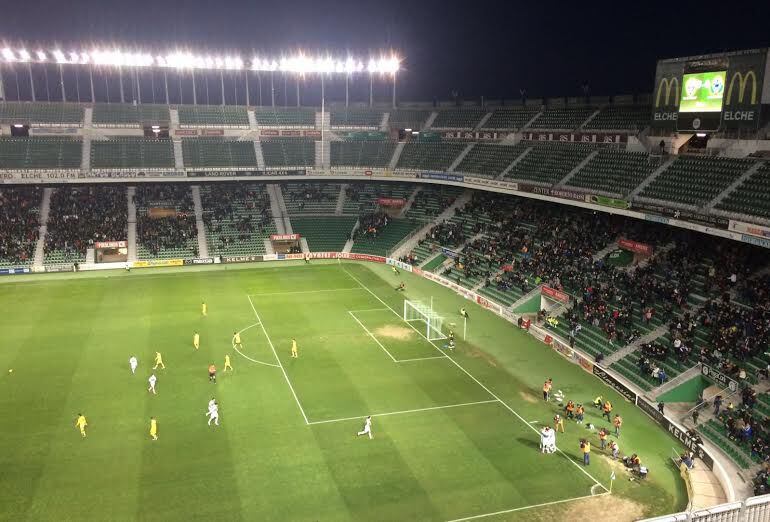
top-left (182, 138), bottom-right (256, 169)
top-left (92, 104), bottom-right (171, 127)
top-left (0, 137), bottom-right (82, 169)
top-left (91, 138), bottom-right (174, 169)
top-left (177, 104), bottom-right (249, 128)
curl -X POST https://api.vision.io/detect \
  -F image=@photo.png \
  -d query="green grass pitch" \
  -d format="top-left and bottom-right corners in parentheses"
top-left (0, 261), bottom-right (688, 521)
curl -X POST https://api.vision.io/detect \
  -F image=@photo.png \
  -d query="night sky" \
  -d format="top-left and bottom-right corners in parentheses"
top-left (2, 0), bottom-right (769, 102)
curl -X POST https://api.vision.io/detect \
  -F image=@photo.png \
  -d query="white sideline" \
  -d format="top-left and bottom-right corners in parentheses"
top-left (445, 492), bottom-right (611, 522)
top-left (340, 265), bottom-right (609, 494)
top-left (396, 355), bottom-right (447, 363)
top-left (348, 311), bottom-right (398, 362)
top-left (247, 295), bottom-right (310, 425)
top-left (232, 322), bottom-right (281, 368)
top-left (307, 399), bottom-right (500, 425)
top-left (250, 287), bottom-right (363, 296)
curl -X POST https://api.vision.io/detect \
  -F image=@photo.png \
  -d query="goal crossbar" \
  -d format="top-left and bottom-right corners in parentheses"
top-left (403, 300), bottom-right (447, 341)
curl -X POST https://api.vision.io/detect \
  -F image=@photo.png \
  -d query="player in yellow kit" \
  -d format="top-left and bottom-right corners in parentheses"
top-left (193, 332), bottom-right (200, 350)
top-left (224, 354), bottom-right (233, 372)
top-left (75, 413), bottom-right (88, 437)
top-left (153, 352), bottom-right (165, 370)
top-left (232, 331), bottom-right (242, 349)
top-left (201, 301), bottom-right (207, 316)
top-left (291, 338), bottom-right (298, 358)
top-left (150, 417), bottom-right (158, 441)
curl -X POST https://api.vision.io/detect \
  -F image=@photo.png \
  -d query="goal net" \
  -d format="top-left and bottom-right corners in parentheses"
top-left (403, 300), bottom-right (447, 341)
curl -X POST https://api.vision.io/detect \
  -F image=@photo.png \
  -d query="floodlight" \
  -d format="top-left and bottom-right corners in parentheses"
top-left (36, 50), bottom-right (46, 61)
top-left (1, 48), bottom-right (14, 61)
top-left (13, 124), bottom-right (24, 128)
top-left (18, 49), bottom-right (31, 62)
top-left (696, 133), bottom-right (707, 138)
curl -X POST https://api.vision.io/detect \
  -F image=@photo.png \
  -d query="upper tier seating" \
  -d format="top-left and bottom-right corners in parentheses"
top-left (330, 108), bottom-right (383, 128)
top-left (290, 216), bottom-right (358, 252)
top-left (0, 137), bottom-right (82, 169)
top-left (482, 107), bottom-right (541, 130)
top-left (641, 156), bottom-right (756, 207)
top-left (530, 107), bottom-right (594, 130)
top-left (396, 142), bottom-right (467, 171)
top-left (405, 185), bottom-right (463, 221)
top-left (455, 143), bottom-right (529, 178)
top-left (282, 183), bottom-right (340, 214)
top-left (177, 104), bottom-right (249, 128)
top-left (330, 140), bottom-right (397, 168)
top-left (254, 108), bottom-right (315, 127)
top-left (584, 105), bottom-right (651, 131)
top-left (182, 138), bottom-right (257, 169)
top-left (0, 186), bottom-right (41, 267)
top-left (91, 138), bottom-right (175, 169)
top-left (388, 110), bottom-right (432, 129)
top-left (505, 143), bottom-right (596, 185)
top-left (565, 149), bottom-right (657, 196)
top-left (200, 183), bottom-right (275, 257)
top-left (261, 139), bottom-right (315, 168)
top-left (716, 162), bottom-right (770, 219)
top-left (92, 104), bottom-right (171, 127)
top-left (431, 109), bottom-right (487, 129)
top-left (343, 183), bottom-right (413, 213)
top-left (0, 102), bottom-right (83, 125)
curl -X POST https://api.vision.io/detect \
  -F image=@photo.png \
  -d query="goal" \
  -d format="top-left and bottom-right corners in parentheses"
top-left (403, 300), bottom-right (447, 341)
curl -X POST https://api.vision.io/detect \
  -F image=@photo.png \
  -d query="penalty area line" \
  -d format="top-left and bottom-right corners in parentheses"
top-left (307, 399), bottom-right (500, 426)
top-left (249, 287), bottom-right (364, 297)
top-left (444, 492), bottom-right (611, 522)
top-left (348, 311), bottom-right (397, 362)
top-left (231, 323), bottom-right (280, 368)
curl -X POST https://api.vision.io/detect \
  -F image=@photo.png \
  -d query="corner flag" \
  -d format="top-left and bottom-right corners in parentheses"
top-left (610, 471), bottom-right (616, 481)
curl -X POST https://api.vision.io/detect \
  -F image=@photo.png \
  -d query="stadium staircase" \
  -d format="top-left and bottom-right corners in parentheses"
top-left (555, 149), bottom-right (600, 188)
top-left (247, 109), bottom-right (258, 129)
top-left (127, 187), bottom-right (137, 261)
top-left (169, 108), bottom-right (180, 127)
top-left (267, 185), bottom-right (288, 234)
top-left (577, 108), bottom-right (602, 130)
top-left (447, 143), bottom-right (475, 172)
top-left (423, 111), bottom-right (438, 129)
top-left (315, 141), bottom-right (330, 169)
top-left (379, 112), bottom-right (389, 132)
top-left (32, 187), bottom-right (52, 269)
top-left (474, 112), bottom-right (493, 130)
top-left (388, 142), bottom-right (405, 169)
top-left (398, 186), bottom-right (422, 217)
top-left (507, 285), bottom-right (544, 311)
top-left (591, 240), bottom-right (619, 260)
top-left (253, 141), bottom-right (266, 170)
top-left (334, 184), bottom-right (348, 215)
top-left (80, 136), bottom-right (91, 171)
top-left (173, 140), bottom-right (184, 169)
top-left (628, 156), bottom-right (676, 198)
top-left (521, 111), bottom-right (543, 130)
top-left (705, 161), bottom-right (766, 210)
top-left (497, 146), bottom-right (532, 179)
top-left (190, 186), bottom-right (209, 259)
top-left (602, 323), bottom-right (668, 366)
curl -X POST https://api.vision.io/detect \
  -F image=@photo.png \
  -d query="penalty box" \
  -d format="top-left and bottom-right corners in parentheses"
top-left (348, 308), bottom-right (446, 362)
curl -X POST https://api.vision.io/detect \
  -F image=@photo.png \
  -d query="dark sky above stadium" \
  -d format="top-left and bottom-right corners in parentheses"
top-left (2, 0), bottom-right (770, 102)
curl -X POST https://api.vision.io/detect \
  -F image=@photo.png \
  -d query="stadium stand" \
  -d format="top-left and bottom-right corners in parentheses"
top-left (405, 185), bottom-right (463, 221)
top-left (482, 107), bottom-right (541, 130)
top-left (352, 213), bottom-right (419, 256)
top-left (177, 104), bottom-right (249, 128)
top-left (181, 138), bottom-right (257, 169)
top-left (44, 186), bottom-right (127, 264)
top-left (200, 183), bottom-right (275, 256)
top-left (343, 182), bottom-right (414, 213)
top-left (91, 138), bottom-right (175, 169)
top-left (431, 108), bottom-right (487, 129)
top-left (253, 107), bottom-right (315, 127)
top-left (640, 156), bottom-right (756, 207)
top-left (283, 183), bottom-right (340, 214)
top-left (583, 105), bottom-right (651, 131)
top-left (395, 142), bottom-right (467, 171)
top-left (454, 143), bottom-right (529, 178)
top-left (0, 137), bottom-right (82, 170)
top-left (565, 149), bottom-right (658, 196)
top-left (290, 216), bottom-right (358, 252)
top-left (505, 142), bottom-right (596, 185)
top-left (388, 109), bottom-right (432, 129)
top-left (0, 102), bottom-right (84, 125)
top-left (91, 103), bottom-right (171, 127)
top-left (330, 140), bottom-right (397, 168)
top-left (260, 138), bottom-right (315, 168)
top-left (0, 186), bottom-right (41, 267)
top-left (716, 161), bottom-right (770, 219)
top-left (529, 107), bottom-right (594, 130)
top-left (135, 185), bottom-right (197, 259)
top-left (330, 108), bottom-right (383, 128)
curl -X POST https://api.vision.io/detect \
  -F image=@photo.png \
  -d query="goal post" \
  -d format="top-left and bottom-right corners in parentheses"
top-left (403, 299), bottom-right (447, 341)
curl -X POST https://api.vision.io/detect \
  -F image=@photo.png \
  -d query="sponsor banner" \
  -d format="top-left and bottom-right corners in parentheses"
top-left (588, 194), bottom-right (630, 210)
top-left (739, 234), bottom-right (770, 249)
top-left (722, 50), bottom-right (766, 129)
top-left (30, 127), bottom-right (79, 134)
top-left (132, 259), bottom-right (184, 268)
top-left (441, 131), bottom-right (508, 141)
top-left (44, 264), bottom-right (74, 273)
top-left (175, 129), bottom-right (199, 136)
top-left (520, 132), bottom-right (628, 143)
top-left (476, 295), bottom-right (503, 315)
top-left (386, 258), bottom-right (414, 273)
top-left (304, 130), bottom-right (321, 138)
top-left (200, 129), bottom-right (225, 136)
top-left (261, 169), bottom-right (306, 176)
top-left (419, 172), bottom-right (464, 182)
top-left (701, 364), bottom-right (739, 392)
top-left (0, 267), bottom-right (31, 275)
top-left (518, 184), bottom-right (588, 202)
top-left (633, 202), bottom-right (729, 229)
top-left (441, 247), bottom-right (460, 259)
top-left (729, 219), bottom-right (770, 240)
top-left (618, 238), bottom-right (654, 256)
top-left (377, 197), bottom-right (406, 208)
top-left (541, 285), bottom-right (570, 304)
top-left (94, 241), bottom-right (127, 249)
top-left (222, 254), bottom-right (263, 263)
top-left (280, 130), bottom-right (302, 137)
top-left (183, 258), bottom-right (215, 265)
top-left (344, 253), bottom-right (386, 263)
top-left (381, 170), bottom-right (418, 179)
top-left (636, 397), bottom-right (715, 469)
top-left (18, 171), bottom-right (79, 180)
top-left (463, 176), bottom-right (518, 191)
top-left (652, 59), bottom-right (685, 128)
top-left (592, 365), bottom-right (638, 404)
top-left (270, 234), bottom-right (300, 241)
top-left (260, 130), bottom-right (280, 137)
top-left (186, 171), bottom-right (260, 178)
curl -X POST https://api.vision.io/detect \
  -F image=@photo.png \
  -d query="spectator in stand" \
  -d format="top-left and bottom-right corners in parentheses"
top-left (0, 187), bottom-right (41, 265)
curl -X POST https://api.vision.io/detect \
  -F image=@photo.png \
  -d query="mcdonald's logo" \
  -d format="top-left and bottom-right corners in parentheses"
top-left (726, 70), bottom-right (757, 105)
top-left (655, 77), bottom-right (679, 108)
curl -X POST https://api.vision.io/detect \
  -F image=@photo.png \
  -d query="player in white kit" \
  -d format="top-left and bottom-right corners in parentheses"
top-left (129, 356), bottom-right (138, 374)
top-left (540, 426), bottom-right (556, 453)
top-left (357, 416), bottom-right (373, 439)
top-left (206, 401), bottom-right (220, 426)
top-left (148, 373), bottom-right (157, 394)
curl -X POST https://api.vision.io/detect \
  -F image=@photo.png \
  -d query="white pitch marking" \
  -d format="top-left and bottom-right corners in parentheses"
top-left (307, 399), bottom-right (500, 426)
top-left (444, 492), bottom-right (611, 522)
top-left (340, 264), bottom-right (610, 494)
top-left (232, 322), bottom-right (280, 368)
top-left (395, 356), bottom-right (447, 363)
top-left (249, 287), bottom-right (363, 297)
top-left (348, 311), bottom-right (397, 362)
top-left (346, 308), bottom-right (389, 313)
top-left (247, 295), bottom-right (310, 425)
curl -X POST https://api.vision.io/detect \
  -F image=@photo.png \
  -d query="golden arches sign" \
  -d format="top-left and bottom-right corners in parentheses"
top-left (726, 70), bottom-right (757, 105)
top-left (655, 77), bottom-right (680, 108)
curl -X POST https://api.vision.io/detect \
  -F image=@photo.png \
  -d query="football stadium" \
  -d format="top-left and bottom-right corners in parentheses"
top-left (2, 8), bottom-right (770, 522)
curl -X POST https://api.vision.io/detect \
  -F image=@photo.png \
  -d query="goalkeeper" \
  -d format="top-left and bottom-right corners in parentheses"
top-left (395, 282), bottom-right (405, 292)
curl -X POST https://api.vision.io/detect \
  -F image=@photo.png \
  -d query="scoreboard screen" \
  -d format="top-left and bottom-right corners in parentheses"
top-left (679, 71), bottom-right (726, 113)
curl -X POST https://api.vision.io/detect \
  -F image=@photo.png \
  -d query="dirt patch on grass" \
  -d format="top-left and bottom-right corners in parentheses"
top-left (374, 325), bottom-right (413, 341)
top-left (519, 391), bottom-right (539, 404)
top-left (466, 345), bottom-right (499, 368)
top-left (511, 493), bottom-right (646, 522)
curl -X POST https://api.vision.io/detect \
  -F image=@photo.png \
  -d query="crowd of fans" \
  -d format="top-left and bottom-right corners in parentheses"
top-left (135, 185), bottom-right (196, 257)
top-left (45, 186), bottom-right (127, 260)
top-left (201, 184), bottom-right (272, 253)
top-left (712, 386), bottom-right (770, 469)
top-left (0, 187), bottom-right (41, 265)
top-left (287, 183), bottom-right (336, 211)
top-left (354, 212), bottom-right (391, 240)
